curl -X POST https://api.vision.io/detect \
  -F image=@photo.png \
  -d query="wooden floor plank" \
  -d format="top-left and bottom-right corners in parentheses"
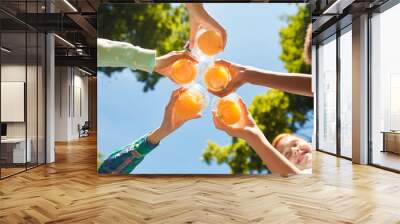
top-left (0, 135), bottom-right (399, 223)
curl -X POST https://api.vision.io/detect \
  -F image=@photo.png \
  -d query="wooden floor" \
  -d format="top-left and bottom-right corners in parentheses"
top-left (1, 167), bottom-right (26, 178)
top-left (1, 163), bottom-right (45, 178)
top-left (1, 135), bottom-right (400, 224)
top-left (373, 151), bottom-right (400, 171)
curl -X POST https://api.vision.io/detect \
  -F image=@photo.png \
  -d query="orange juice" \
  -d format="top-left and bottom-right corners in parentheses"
top-left (204, 64), bottom-right (231, 91)
top-left (175, 88), bottom-right (205, 119)
top-left (197, 30), bottom-right (223, 56)
top-left (171, 59), bottom-right (197, 84)
top-left (216, 98), bottom-right (241, 125)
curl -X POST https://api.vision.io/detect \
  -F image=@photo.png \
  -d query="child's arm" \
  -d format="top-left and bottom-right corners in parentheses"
top-left (98, 88), bottom-right (201, 174)
top-left (186, 3), bottom-right (227, 49)
top-left (97, 38), bottom-right (197, 81)
top-left (241, 67), bottom-right (312, 97)
top-left (238, 128), bottom-right (301, 175)
top-left (208, 60), bottom-right (313, 97)
top-left (97, 38), bottom-right (156, 73)
top-left (97, 135), bottom-right (159, 174)
top-left (212, 98), bottom-right (300, 175)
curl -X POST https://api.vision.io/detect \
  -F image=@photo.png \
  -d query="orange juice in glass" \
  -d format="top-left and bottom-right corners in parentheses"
top-left (214, 94), bottom-right (242, 125)
top-left (193, 29), bottom-right (224, 59)
top-left (197, 30), bottom-right (224, 56)
top-left (203, 63), bottom-right (231, 92)
top-left (175, 84), bottom-right (208, 119)
top-left (170, 59), bottom-right (198, 85)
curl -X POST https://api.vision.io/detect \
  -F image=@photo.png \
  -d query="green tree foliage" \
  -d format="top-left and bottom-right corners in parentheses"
top-left (202, 5), bottom-right (313, 174)
top-left (97, 152), bottom-right (104, 169)
top-left (97, 4), bottom-right (189, 91)
top-left (280, 5), bottom-right (311, 74)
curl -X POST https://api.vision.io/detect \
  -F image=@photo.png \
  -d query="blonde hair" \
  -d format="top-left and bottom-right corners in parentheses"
top-left (304, 23), bottom-right (312, 65)
top-left (272, 133), bottom-right (291, 149)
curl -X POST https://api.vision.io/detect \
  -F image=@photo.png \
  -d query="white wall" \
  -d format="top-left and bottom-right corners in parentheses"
top-left (54, 67), bottom-right (89, 141)
top-left (55, 66), bottom-right (69, 141)
top-left (1, 64), bottom-right (46, 164)
top-left (72, 72), bottom-right (89, 138)
top-left (1, 65), bottom-right (37, 138)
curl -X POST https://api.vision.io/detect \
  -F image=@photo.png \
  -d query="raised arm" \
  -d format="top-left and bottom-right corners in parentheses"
top-left (208, 60), bottom-right (313, 97)
top-left (97, 38), bottom-right (197, 83)
top-left (240, 126), bottom-right (301, 175)
top-left (98, 88), bottom-right (201, 174)
top-left (186, 3), bottom-right (227, 49)
top-left (243, 67), bottom-right (312, 97)
top-left (212, 98), bottom-right (301, 175)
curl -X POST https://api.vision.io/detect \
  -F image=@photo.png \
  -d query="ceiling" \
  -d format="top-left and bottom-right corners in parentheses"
top-left (0, 0), bottom-right (97, 74)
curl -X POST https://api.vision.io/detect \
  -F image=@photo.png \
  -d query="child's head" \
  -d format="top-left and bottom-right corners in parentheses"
top-left (272, 133), bottom-right (313, 170)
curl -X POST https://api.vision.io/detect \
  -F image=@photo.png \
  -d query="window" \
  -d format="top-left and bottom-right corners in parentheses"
top-left (370, 2), bottom-right (400, 171)
top-left (0, 1), bottom-right (46, 179)
top-left (317, 35), bottom-right (337, 154)
top-left (339, 26), bottom-right (352, 158)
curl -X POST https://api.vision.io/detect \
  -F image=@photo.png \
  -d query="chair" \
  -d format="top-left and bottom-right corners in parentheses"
top-left (78, 121), bottom-right (90, 138)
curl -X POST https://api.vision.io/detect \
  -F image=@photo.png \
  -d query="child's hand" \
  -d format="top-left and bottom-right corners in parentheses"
top-left (161, 87), bottom-right (202, 132)
top-left (155, 51), bottom-right (197, 81)
top-left (186, 4), bottom-right (227, 50)
top-left (207, 60), bottom-right (247, 97)
top-left (148, 88), bottom-right (201, 144)
top-left (212, 97), bottom-right (262, 141)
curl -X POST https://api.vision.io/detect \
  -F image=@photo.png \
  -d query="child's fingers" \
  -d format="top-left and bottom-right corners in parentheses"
top-left (214, 60), bottom-right (238, 78)
top-left (237, 98), bottom-right (249, 116)
top-left (216, 26), bottom-right (227, 49)
top-left (212, 112), bottom-right (222, 129)
top-left (173, 87), bottom-right (186, 97)
top-left (212, 111), bottom-right (226, 130)
top-left (177, 87), bottom-right (187, 95)
top-left (171, 51), bottom-right (197, 63)
top-left (183, 41), bottom-right (190, 51)
top-left (166, 88), bottom-right (183, 113)
top-left (171, 88), bottom-right (183, 103)
top-left (214, 59), bottom-right (229, 68)
top-left (169, 87), bottom-right (187, 112)
top-left (182, 52), bottom-right (198, 63)
top-left (237, 98), bottom-right (255, 124)
top-left (189, 26), bottom-right (198, 49)
top-left (186, 113), bottom-right (202, 122)
top-left (207, 88), bottom-right (227, 98)
top-left (189, 32), bottom-right (195, 48)
top-left (165, 98), bottom-right (174, 114)
top-left (171, 89), bottom-right (180, 101)
top-left (213, 114), bottom-right (236, 135)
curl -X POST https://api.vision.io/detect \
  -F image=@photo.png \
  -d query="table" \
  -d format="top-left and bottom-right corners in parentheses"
top-left (1, 138), bottom-right (31, 163)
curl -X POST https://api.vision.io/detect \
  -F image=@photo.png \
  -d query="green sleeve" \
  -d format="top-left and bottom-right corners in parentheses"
top-left (98, 135), bottom-right (159, 174)
top-left (97, 38), bottom-right (156, 73)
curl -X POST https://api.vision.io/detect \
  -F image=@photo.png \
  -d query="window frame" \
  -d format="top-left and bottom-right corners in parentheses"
top-left (367, 0), bottom-right (400, 173)
top-left (314, 15), bottom-right (353, 160)
top-left (0, 0), bottom-right (47, 180)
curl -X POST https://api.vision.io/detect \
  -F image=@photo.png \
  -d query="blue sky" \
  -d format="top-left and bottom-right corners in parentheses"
top-left (98, 3), bottom-right (311, 174)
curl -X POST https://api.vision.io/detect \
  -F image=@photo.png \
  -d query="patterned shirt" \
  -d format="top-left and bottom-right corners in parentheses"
top-left (98, 136), bottom-right (159, 174)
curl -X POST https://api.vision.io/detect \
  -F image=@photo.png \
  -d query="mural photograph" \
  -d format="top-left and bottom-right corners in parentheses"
top-left (97, 3), bottom-right (313, 175)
